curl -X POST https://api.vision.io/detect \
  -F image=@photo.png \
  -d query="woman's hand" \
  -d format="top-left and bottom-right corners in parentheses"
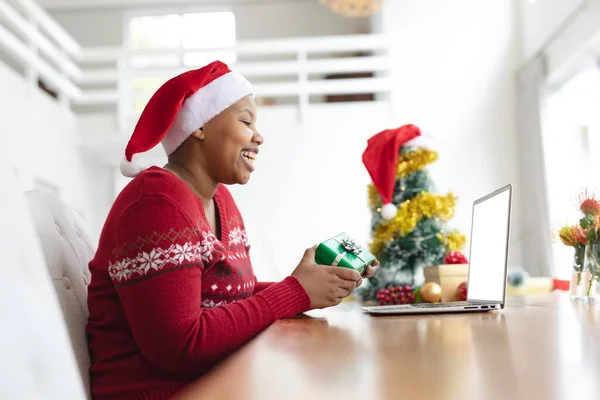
top-left (356, 259), bottom-right (379, 288)
top-left (291, 245), bottom-right (362, 310)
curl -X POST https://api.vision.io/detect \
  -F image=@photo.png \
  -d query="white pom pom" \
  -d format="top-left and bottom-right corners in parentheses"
top-left (120, 154), bottom-right (149, 178)
top-left (381, 203), bottom-right (398, 220)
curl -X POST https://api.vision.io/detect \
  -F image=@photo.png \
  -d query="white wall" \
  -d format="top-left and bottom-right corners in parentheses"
top-left (518, 0), bottom-right (586, 63)
top-left (49, 9), bottom-right (124, 46)
top-left (543, 0), bottom-right (600, 84)
top-left (0, 60), bottom-right (108, 242)
top-left (380, 0), bottom-right (524, 270)
top-left (49, 2), bottom-right (369, 47)
top-left (518, 0), bottom-right (600, 85)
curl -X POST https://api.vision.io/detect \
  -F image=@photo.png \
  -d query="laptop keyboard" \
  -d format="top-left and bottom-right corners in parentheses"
top-left (410, 301), bottom-right (469, 308)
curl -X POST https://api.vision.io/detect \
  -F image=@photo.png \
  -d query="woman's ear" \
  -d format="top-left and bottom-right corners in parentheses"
top-left (190, 127), bottom-right (204, 141)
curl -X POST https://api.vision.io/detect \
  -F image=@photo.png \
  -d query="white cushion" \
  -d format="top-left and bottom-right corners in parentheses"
top-left (25, 190), bottom-right (96, 397)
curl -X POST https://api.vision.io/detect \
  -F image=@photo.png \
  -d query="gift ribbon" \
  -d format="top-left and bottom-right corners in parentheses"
top-left (331, 237), bottom-right (367, 267)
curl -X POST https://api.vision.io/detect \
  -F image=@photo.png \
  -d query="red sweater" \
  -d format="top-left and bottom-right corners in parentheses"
top-left (86, 167), bottom-right (311, 399)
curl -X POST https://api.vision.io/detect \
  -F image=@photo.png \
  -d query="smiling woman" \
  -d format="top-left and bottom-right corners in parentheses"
top-left (85, 60), bottom-right (372, 400)
top-left (164, 97), bottom-right (263, 187)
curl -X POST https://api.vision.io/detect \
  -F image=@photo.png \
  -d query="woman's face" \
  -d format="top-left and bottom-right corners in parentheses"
top-left (198, 95), bottom-right (263, 185)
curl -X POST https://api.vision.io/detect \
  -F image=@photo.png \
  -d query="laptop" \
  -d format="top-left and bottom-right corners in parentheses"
top-left (362, 184), bottom-right (512, 315)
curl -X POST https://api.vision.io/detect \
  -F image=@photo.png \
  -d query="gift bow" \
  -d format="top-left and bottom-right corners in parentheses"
top-left (332, 237), bottom-right (366, 267)
top-left (340, 238), bottom-right (362, 255)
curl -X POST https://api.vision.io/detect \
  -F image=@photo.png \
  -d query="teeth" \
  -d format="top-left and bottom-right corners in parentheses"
top-left (241, 151), bottom-right (256, 162)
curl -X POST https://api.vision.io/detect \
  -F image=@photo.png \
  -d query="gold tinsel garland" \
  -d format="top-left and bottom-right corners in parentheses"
top-left (368, 148), bottom-right (439, 208)
top-left (396, 148), bottom-right (438, 180)
top-left (370, 192), bottom-right (457, 256)
top-left (368, 183), bottom-right (381, 209)
top-left (442, 230), bottom-right (467, 252)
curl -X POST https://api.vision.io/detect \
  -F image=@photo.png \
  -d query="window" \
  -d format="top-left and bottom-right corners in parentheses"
top-left (126, 11), bottom-right (237, 113)
top-left (542, 63), bottom-right (600, 279)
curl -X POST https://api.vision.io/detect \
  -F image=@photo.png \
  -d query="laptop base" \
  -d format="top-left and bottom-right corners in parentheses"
top-left (362, 302), bottom-right (502, 315)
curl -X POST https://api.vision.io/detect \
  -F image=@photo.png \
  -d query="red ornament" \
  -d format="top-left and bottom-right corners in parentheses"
top-left (445, 251), bottom-right (468, 264)
top-left (456, 281), bottom-right (468, 301)
top-left (376, 285), bottom-right (414, 305)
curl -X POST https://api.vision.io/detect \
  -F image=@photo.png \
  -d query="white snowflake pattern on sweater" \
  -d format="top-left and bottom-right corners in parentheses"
top-left (201, 298), bottom-right (240, 308)
top-left (109, 233), bottom-right (218, 284)
top-left (199, 231), bottom-right (219, 263)
top-left (229, 227), bottom-right (249, 247)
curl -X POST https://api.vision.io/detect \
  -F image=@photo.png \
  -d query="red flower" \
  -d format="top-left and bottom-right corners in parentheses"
top-left (577, 188), bottom-right (600, 216)
top-left (573, 226), bottom-right (588, 245)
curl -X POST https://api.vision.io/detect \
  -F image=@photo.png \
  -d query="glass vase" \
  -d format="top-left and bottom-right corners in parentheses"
top-left (571, 245), bottom-right (586, 300)
top-left (581, 244), bottom-right (600, 303)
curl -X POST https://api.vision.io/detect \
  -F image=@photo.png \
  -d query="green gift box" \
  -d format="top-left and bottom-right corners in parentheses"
top-left (315, 232), bottom-right (377, 275)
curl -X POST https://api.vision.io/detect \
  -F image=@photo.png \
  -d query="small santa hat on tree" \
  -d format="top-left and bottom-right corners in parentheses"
top-left (362, 124), bottom-right (434, 220)
top-left (120, 60), bottom-right (253, 177)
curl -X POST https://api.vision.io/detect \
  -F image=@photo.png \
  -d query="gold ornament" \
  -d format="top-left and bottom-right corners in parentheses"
top-left (319, 0), bottom-right (383, 18)
top-left (420, 282), bottom-right (442, 303)
top-left (369, 192), bottom-right (457, 255)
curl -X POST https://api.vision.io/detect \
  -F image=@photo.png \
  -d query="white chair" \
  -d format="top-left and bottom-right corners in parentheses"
top-left (0, 165), bottom-right (88, 399)
top-left (24, 189), bottom-right (96, 398)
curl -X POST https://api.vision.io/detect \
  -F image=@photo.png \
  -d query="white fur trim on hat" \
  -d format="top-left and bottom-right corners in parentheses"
top-left (404, 132), bottom-right (435, 150)
top-left (120, 154), bottom-right (150, 178)
top-left (161, 71), bottom-right (253, 155)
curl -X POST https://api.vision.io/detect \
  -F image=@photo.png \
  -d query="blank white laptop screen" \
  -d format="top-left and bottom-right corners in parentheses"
top-left (466, 188), bottom-right (511, 302)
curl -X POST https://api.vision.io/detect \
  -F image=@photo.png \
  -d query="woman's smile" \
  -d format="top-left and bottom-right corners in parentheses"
top-left (240, 148), bottom-right (258, 171)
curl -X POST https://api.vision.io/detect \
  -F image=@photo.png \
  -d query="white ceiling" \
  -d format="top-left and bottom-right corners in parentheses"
top-left (38, 0), bottom-right (310, 11)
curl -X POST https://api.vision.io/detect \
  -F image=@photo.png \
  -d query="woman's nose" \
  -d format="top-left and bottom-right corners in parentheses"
top-left (253, 130), bottom-right (264, 145)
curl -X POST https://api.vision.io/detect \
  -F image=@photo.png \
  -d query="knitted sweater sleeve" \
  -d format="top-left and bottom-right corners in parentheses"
top-left (109, 195), bottom-right (310, 375)
top-left (254, 280), bottom-right (276, 294)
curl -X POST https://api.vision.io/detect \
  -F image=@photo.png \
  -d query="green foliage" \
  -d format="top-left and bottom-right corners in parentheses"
top-left (580, 215), bottom-right (600, 244)
top-left (580, 214), bottom-right (595, 230)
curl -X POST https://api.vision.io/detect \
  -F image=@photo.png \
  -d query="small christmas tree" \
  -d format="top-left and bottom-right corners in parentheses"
top-left (359, 124), bottom-right (467, 303)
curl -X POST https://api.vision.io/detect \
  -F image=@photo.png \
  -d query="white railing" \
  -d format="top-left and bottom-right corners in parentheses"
top-left (78, 33), bottom-right (393, 128)
top-left (0, 0), bottom-right (81, 101)
top-left (0, 0), bottom-right (394, 128)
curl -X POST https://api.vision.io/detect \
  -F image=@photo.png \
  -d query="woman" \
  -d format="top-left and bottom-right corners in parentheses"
top-left (86, 61), bottom-right (376, 400)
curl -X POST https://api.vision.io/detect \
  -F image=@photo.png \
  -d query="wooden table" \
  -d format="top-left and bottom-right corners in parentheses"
top-left (173, 294), bottom-right (600, 400)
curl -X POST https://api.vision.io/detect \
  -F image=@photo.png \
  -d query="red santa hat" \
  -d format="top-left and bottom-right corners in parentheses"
top-left (362, 124), bottom-right (434, 220)
top-left (120, 60), bottom-right (253, 177)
